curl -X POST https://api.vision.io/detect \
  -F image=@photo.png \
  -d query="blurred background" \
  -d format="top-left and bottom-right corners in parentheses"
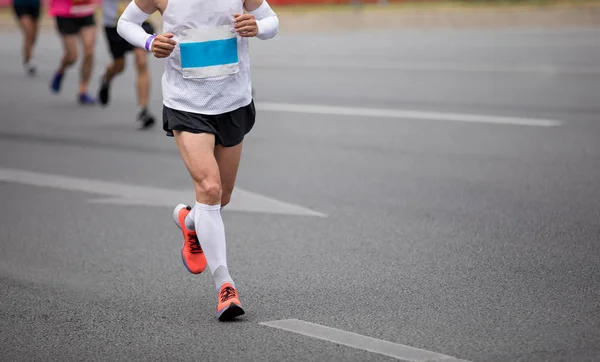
top-left (1, 0), bottom-right (599, 361)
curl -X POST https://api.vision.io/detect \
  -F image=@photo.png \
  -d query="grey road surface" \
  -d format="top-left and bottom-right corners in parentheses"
top-left (1, 24), bottom-right (600, 362)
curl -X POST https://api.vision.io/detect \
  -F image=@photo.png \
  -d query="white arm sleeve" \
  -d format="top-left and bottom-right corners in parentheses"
top-left (117, 1), bottom-right (155, 50)
top-left (248, 0), bottom-right (278, 40)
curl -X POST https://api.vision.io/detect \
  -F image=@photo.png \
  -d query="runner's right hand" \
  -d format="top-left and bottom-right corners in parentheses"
top-left (152, 33), bottom-right (177, 58)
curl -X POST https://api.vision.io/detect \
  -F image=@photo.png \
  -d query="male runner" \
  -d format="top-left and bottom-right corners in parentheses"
top-left (117, 0), bottom-right (278, 320)
top-left (98, 0), bottom-right (156, 129)
top-left (49, 0), bottom-right (98, 105)
top-left (12, 0), bottom-right (41, 76)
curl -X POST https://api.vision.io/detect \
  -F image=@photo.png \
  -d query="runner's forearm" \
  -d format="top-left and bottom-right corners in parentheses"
top-left (247, 0), bottom-right (278, 40)
top-left (117, 0), bottom-right (156, 50)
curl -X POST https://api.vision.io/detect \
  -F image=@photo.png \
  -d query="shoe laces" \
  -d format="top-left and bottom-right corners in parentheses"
top-left (219, 286), bottom-right (237, 303)
top-left (186, 234), bottom-right (203, 254)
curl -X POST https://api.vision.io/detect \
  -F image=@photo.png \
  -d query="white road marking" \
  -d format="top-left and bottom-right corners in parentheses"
top-left (260, 319), bottom-right (471, 362)
top-left (255, 59), bottom-right (600, 75)
top-left (256, 102), bottom-right (562, 127)
top-left (0, 168), bottom-right (326, 217)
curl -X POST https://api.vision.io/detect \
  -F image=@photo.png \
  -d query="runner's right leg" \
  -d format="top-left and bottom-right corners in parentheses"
top-left (78, 24), bottom-right (97, 104)
top-left (51, 32), bottom-right (78, 93)
top-left (98, 56), bottom-right (125, 106)
top-left (29, 15), bottom-right (39, 74)
top-left (99, 25), bottom-right (127, 106)
top-left (133, 47), bottom-right (155, 129)
top-left (16, 14), bottom-right (37, 75)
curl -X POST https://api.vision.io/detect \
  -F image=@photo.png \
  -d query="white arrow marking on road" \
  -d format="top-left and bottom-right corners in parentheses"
top-left (0, 168), bottom-right (326, 217)
top-left (260, 319), bottom-right (471, 362)
top-left (256, 102), bottom-right (562, 127)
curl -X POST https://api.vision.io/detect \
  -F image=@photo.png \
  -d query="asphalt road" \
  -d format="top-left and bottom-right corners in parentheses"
top-left (1, 23), bottom-right (600, 362)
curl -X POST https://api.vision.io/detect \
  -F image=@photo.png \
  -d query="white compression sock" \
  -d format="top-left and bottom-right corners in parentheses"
top-left (184, 207), bottom-right (195, 230)
top-left (192, 202), bottom-right (234, 290)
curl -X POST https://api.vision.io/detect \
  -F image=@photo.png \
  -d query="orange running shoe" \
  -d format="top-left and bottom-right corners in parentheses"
top-left (217, 283), bottom-right (245, 321)
top-left (173, 204), bottom-right (207, 274)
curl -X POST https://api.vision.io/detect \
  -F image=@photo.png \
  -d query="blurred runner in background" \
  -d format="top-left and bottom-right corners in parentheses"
top-left (98, 0), bottom-right (156, 129)
top-left (12, 0), bottom-right (41, 76)
top-left (49, 0), bottom-right (98, 105)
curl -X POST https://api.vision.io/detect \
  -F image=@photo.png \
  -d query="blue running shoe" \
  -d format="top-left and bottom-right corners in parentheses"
top-left (50, 72), bottom-right (63, 93)
top-left (78, 93), bottom-right (96, 105)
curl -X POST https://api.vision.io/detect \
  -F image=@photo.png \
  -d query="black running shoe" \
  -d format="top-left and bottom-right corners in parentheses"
top-left (137, 107), bottom-right (155, 130)
top-left (98, 75), bottom-right (110, 106)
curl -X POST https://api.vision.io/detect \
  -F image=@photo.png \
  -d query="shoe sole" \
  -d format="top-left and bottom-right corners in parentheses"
top-left (173, 204), bottom-right (203, 274)
top-left (217, 302), bottom-right (245, 321)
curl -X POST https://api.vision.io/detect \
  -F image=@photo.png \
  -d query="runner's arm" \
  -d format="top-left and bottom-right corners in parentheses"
top-left (117, 0), bottom-right (158, 51)
top-left (244, 0), bottom-right (278, 40)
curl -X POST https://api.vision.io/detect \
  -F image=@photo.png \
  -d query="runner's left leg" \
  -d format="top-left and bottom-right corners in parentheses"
top-left (78, 24), bottom-right (97, 104)
top-left (133, 47), bottom-right (155, 129)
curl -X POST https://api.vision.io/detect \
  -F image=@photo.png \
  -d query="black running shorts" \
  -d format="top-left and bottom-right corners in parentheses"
top-left (104, 22), bottom-right (154, 60)
top-left (13, 5), bottom-right (40, 20)
top-left (55, 14), bottom-right (95, 35)
top-left (163, 101), bottom-right (256, 147)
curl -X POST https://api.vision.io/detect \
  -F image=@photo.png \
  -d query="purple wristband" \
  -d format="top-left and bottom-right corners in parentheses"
top-left (145, 34), bottom-right (156, 51)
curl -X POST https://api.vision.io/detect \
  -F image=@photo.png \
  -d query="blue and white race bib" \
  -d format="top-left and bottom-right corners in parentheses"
top-left (179, 25), bottom-right (239, 79)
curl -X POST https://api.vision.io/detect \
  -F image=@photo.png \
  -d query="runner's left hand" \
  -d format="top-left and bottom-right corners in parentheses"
top-left (234, 13), bottom-right (258, 37)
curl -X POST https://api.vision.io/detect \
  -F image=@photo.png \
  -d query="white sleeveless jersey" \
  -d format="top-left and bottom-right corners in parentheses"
top-left (161, 0), bottom-right (252, 115)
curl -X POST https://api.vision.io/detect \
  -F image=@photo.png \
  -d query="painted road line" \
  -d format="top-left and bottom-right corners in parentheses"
top-left (255, 60), bottom-right (600, 75)
top-left (260, 319), bottom-right (471, 362)
top-left (0, 168), bottom-right (326, 217)
top-left (256, 102), bottom-right (562, 127)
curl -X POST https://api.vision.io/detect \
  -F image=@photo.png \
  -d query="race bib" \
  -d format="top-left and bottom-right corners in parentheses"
top-left (70, 0), bottom-right (95, 15)
top-left (179, 25), bottom-right (239, 79)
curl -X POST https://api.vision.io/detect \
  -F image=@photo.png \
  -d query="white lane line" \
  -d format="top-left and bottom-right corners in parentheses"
top-left (0, 168), bottom-right (326, 217)
top-left (256, 102), bottom-right (562, 127)
top-left (260, 319), bottom-right (471, 362)
top-left (254, 60), bottom-right (600, 75)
